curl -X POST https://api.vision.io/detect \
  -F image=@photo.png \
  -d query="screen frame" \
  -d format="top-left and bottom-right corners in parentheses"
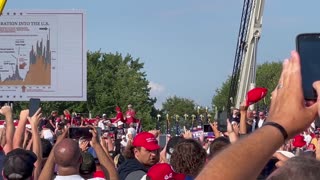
top-left (296, 33), bottom-right (320, 100)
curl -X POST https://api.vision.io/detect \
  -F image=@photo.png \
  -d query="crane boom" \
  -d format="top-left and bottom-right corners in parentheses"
top-left (228, 0), bottom-right (265, 110)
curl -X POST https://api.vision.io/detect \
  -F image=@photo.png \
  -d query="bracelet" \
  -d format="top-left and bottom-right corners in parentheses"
top-left (263, 122), bottom-right (288, 141)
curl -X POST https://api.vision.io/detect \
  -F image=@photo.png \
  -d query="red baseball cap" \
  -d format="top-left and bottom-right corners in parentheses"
top-left (147, 163), bottom-right (186, 180)
top-left (132, 132), bottom-right (160, 151)
top-left (246, 87), bottom-right (268, 106)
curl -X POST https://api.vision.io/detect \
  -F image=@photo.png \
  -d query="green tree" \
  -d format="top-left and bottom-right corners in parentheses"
top-left (212, 62), bottom-right (282, 111)
top-left (162, 96), bottom-right (197, 131)
top-left (212, 76), bottom-right (231, 112)
top-left (10, 51), bottom-right (156, 130)
top-left (255, 62), bottom-right (282, 111)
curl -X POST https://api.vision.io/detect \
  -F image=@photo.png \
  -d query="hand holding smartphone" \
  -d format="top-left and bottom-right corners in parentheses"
top-left (29, 98), bottom-right (40, 117)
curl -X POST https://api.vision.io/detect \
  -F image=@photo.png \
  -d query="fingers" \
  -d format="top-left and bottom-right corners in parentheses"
top-left (311, 81), bottom-right (320, 115)
top-left (275, 161), bottom-right (286, 168)
top-left (273, 152), bottom-right (289, 162)
top-left (33, 108), bottom-right (42, 117)
top-left (278, 59), bottom-right (290, 89)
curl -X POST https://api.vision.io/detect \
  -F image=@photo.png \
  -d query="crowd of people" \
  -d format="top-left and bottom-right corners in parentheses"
top-left (0, 51), bottom-right (320, 180)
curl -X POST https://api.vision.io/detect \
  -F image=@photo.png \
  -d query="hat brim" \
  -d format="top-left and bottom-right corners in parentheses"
top-left (293, 141), bottom-right (306, 148)
top-left (143, 143), bottom-right (160, 151)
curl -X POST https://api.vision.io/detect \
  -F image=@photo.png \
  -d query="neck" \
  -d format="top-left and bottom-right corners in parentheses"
top-left (57, 166), bottom-right (80, 176)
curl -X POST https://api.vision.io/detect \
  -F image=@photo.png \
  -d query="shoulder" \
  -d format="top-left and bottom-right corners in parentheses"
top-left (125, 170), bottom-right (146, 180)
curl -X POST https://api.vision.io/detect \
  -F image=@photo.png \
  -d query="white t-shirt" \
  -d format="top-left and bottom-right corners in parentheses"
top-left (54, 175), bottom-right (84, 180)
top-left (98, 121), bottom-right (105, 130)
top-left (54, 175), bottom-right (104, 180)
top-left (258, 119), bottom-right (265, 128)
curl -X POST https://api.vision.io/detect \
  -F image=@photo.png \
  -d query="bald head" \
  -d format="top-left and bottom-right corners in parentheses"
top-left (54, 138), bottom-right (81, 167)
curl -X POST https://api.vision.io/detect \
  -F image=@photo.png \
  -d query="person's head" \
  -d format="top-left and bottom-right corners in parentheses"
top-left (117, 121), bottom-right (124, 128)
top-left (252, 110), bottom-right (257, 118)
top-left (208, 136), bottom-right (230, 159)
top-left (63, 109), bottom-right (70, 115)
top-left (232, 108), bottom-right (240, 116)
top-left (170, 139), bottom-right (207, 177)
top-left (54, 138), bottom-right (82, 171)
top-left (51, 111), bottom-right (58, 116)
top-left (79, 151), bottom-right (96, 179)
top-left (128, 104), bottom-right (133, 109)
top-left (116, 106), bottom-right (121, 112)
top-left (267, 156), bottom-right (320, 180)
top-left (3, 148), bottom-right (37, 180)
top-left (132, 132), bottom-right (160, 167)
top-left (259, 111), bottom-right (265, 119)
top-left (247, 110), bottom-right (253, 119)
top-left (165, 136), bottom-right (184, 162)
top-left (41, 138), bottom-right (53, 158)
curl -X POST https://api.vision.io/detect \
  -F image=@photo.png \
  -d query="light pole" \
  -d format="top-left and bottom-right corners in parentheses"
top-left (191, 114), bottom-right (196, 128)
top-left (207, 114), bottom-right (212, 123)
top-left (166, 114), bottom-right (169, 134)
top-left (184, 113), bottom-right (188, 128)
top-left (157, 114), bottom-right (161, 130)
top-left (175, 115), bottom-right (179, 136)
top-left (200, 114), bottom-right (204, 126)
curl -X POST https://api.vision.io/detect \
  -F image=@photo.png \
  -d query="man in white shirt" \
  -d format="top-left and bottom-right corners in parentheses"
top-left (97, 115), bottom-right (106, 130)
top-left (257, 111), bottom-right (266, 128)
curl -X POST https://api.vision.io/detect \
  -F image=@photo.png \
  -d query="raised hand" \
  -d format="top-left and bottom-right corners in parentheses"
top-left (20, 109), bottom-right (29, 121)
top-left (28, 108), bottom-right (42, 127)
top-left (0, 105), bottom-right (12, 117)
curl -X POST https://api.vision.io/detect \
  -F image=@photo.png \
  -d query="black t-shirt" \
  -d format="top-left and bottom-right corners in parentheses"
top-left (116, 128), bottom-right (125, 140)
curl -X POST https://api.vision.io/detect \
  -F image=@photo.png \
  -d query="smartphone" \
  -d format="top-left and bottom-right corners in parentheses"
top-left (29, 98), bottom-right (40, 117)
top-left (217, 111), bottom-right (228, 132)
top-left (69, 127), bottom-right (93, 140)
top-left (203, 124), bottom-right (213, 132)
top-left (158, 134), bottom-right (166, 148)
top-left (296, 33), bottom-right (320, 100)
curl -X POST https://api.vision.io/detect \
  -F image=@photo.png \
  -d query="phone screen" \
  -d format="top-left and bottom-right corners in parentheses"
top-left (29, 98), bottom-right (40, 117)
top-left (296, 33), bottom-right (320, 99)
top-left (203, 124), bottom-right (213, 132)
top-left (69, 127), bottom-right (92, 140)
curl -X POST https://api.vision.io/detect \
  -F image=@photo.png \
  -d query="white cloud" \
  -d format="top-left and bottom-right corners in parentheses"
top-left (148, 81), bottom-right (166, 109)
top-left (148, 81), bottom-right (165, 97)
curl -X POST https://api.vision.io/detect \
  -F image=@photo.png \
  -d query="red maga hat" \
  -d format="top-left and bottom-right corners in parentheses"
top-left (147, 163), bottom-right (186, 180)
top-left (292, 135), bottom-right (306, 148)
top-left (132, 132), bottom-right (160, 151)
top-left (246, 87), bottom-right (268, 106)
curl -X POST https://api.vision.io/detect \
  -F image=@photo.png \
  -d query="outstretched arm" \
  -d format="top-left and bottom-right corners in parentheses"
top-left (29, 108), bottom-right (43, 180)
top-left (197, 51), bottom-right (320, 180)
top-left (13, 109), bottom-right (29, 149)
top-left (90, 127), bottom-right (119, 180)
top-left (0, 106), bottom-right (14, 154)
top-left (38, 128), bottom-right (68, 180)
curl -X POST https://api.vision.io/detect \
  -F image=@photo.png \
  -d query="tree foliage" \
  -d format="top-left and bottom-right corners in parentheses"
top-left (10, 51), bottom-right (156, 130)
top-left (161, 96), bottom-right (198, 130)
top-left (212, 61), bottom-right (282, 111)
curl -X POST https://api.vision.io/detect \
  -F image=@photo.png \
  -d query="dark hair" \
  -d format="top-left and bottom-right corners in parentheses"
top-left (41, 138), bottom-right (53, 158)
top-left (208, 136), bottom-right (230, 159)
top-left (170, 139), bottom-right (207, 177)
top-left (122, 143), bottom-right (141, 159)
top-left (267, 156), bottom-right (320, 180)
top-left (166, 136), bottom-right (184, 155)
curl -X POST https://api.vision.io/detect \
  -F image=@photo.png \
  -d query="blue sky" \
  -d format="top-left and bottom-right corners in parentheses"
top-left (5, 0), bottom-right (320, 109)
